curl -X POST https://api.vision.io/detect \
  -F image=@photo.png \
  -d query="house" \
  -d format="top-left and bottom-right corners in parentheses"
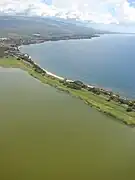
top-left (87, 85), bottom-right (95, 89)
top-left (32, 33), bottom-right (41, 38)
top-left (66, 79), bottom-right (73, 83)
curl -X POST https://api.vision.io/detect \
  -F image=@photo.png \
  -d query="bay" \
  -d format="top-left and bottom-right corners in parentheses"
top-left (20, 34), bottom-right (135, 98)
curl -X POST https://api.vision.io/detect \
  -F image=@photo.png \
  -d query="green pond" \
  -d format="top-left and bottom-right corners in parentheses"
top-left (0, 68), bottom-right (135, 180)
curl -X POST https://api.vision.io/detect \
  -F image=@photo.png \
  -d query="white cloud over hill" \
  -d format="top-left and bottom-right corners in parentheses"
top-left (0, 0), bottom-right (135, 24)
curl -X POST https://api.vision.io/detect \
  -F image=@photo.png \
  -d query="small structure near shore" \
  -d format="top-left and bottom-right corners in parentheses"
top-left (32, 33), bottom-right (41, 38)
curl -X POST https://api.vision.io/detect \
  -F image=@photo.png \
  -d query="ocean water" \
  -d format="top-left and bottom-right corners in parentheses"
top-left (20, 34), bottom-right (135, 98)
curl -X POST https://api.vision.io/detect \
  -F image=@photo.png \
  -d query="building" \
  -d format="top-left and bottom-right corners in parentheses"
top-left (32, 33), bottom-right (41, 38)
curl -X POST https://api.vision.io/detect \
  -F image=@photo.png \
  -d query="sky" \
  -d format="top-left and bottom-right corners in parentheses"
top-left (1, 0), bottom-right (135, 26)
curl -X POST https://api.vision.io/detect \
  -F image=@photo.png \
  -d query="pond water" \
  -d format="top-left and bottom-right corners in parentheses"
top-left (0, 68), bottom-right (135, 180)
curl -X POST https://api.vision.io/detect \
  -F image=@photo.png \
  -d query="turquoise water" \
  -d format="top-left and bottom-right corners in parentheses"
top-left (1, 68), bottom-right (135, 180)
top-left (20, 34), bottom-right (135, 98)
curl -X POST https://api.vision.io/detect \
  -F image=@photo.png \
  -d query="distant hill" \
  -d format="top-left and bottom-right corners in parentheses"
top-left (0, 15), bottom-right (100, 38)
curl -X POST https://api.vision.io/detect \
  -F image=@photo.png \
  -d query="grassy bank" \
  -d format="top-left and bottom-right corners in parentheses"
top-left (1, 57), bottom-right (135, 126)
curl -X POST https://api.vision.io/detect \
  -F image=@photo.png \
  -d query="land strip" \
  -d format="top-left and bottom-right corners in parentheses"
top-left (0, 56), bottom-right (135, 126)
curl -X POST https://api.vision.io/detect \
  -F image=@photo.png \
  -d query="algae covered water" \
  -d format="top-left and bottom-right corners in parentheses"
top-left (0, 68), bottom-right (135, 180)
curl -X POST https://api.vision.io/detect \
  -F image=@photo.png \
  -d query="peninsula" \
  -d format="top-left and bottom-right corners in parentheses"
top-left (1, 45), bottom-right (135, 126)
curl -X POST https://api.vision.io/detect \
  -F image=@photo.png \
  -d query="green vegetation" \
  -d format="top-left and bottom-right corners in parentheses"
top-left (0, 57), bottom-right (23, 67)
top-left (0, 56), bottom-right (135, 126)
top-left (0, 16), bottom-right (97, 38)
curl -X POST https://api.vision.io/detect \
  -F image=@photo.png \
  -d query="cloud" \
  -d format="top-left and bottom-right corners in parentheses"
top-left (0, 0), bottom-right (135, 24)
top-left (0, 0), bottom-right (58, 16)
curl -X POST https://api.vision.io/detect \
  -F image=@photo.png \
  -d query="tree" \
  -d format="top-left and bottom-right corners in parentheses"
top-left (92, 88), bottom-right (100, 95)
top-left (73, 80), bottom-right (84, 88)
top-left (128, 101), bottom-right (134, 107)
top-left (67, 82), bottom-right (81, 90)
top-left (126, 107), bottom-right (133, 112)
top-left (119, 98), bottom-right (128, 104)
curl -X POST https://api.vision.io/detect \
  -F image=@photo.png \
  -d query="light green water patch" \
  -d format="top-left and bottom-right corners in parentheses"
top-left (0, 68), bottom-right (135, 180)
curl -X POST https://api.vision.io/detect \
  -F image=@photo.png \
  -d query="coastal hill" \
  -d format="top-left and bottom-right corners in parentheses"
top-left (0, 15), bottom-right (102, 38)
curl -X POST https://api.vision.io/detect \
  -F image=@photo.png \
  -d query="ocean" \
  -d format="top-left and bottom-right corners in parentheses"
top-left (20, 34), bottom-right (135, 98)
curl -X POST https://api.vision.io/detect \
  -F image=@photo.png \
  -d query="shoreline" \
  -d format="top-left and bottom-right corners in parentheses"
top-left (18, 34), bottom-right (100, 52)
top-left (18, 34), bottom-right (100, 47)
top-left (0, 56), bottom-right (135, 126)
top-left (18, 36), bottom-right (100, 82)
top-left (18, 35), bottom-right (108, 91)
top-left (1, 36), bottom-right (135, 126)
top-left (18, 37), bottom-right (130, 99)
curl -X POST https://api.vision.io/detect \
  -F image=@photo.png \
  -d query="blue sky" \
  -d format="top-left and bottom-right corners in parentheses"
top-left (128, 0), bottom-right (135, 6)
top-left (43, 0), bottom-right (52, 5)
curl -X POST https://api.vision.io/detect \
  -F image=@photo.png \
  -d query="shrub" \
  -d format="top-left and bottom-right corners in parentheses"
top-left (126, 107), bottom-right (133, 112)
top-left (128, 101), bottom-right (134, 107)
top-left (67, 83), bottom-right (81, 90)
top-left (92, 88), bottom-right (100, 95)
